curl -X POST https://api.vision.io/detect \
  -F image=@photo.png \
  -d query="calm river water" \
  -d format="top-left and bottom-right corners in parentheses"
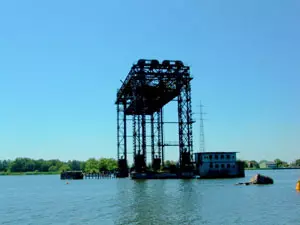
top-left (0, 170), bottom-right (299, 225)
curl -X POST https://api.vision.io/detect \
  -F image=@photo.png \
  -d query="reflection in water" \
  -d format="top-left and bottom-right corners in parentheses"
top-left (116, 179), bottom-right (203, 225)
top-left (132, 180), bottom-right (151, 224)
top-left (116, 180), bottom-right (169, 225)
top-left (114, 178), bottom-right (135, 224)
top-left (178, 180), bottom-right (202, 224)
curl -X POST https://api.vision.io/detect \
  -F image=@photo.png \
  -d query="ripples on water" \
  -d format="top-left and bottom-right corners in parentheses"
top-left (0, 170), bottom-right (299, 225)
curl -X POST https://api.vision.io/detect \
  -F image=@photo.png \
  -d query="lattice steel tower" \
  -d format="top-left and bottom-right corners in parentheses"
top-left (199, 101), bottom-right (206, 153)
top-left (115, 59), bottom-right (194, 177)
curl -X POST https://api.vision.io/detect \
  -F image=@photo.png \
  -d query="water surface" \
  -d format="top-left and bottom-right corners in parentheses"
top-left (0, 170), bottom-right (299, 224)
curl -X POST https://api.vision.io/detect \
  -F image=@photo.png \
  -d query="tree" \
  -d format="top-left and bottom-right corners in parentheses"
top-left (244, 160), bottom-right (259, 168)
top-left (98, 158), bottom-right (117, 171)
top-left (67, 160), bottom-right (81, 171)
top-left (35, 159), bottom-right (47, 172)
top-left (236, 160), bottom-right (246, 168)
top-left (106, 158), bottom-right (117, 171)
top-left (59, 164), bottom-right (71, 172)
top-left (48, 159), bottom-right (64, 169)
top-left (164, 160), bottom-right (177, 168)
top-left (85, 158), bottom-right (99, 173)
top-left (292, 159), bottom-right (300, 167)
top-left (48, 166), bottom-right (58, 172)
top-left (24, 158), bottom-right (36, 172)
top-left (98, 158), bottom-right (108, 172)
top-left (274, 159), bottom-right (289, 168)
top-left (249, 160), bottom-right (259, 168)
top-left (0, 160), bottom-right (11, 172)
top-left (147, 162), bottom-right (152, 169)
top-left (80, 161), bottom-right (86, 171)
top-left (9, 158), bottom-right (26, 172)
top-left (35, 159), bottom-right (51, 172)
top-left (0, 157), bottom-right (119, 173)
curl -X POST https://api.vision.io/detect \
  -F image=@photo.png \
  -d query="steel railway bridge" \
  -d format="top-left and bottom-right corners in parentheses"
top-left (115, 59), bottom-right (194, 177)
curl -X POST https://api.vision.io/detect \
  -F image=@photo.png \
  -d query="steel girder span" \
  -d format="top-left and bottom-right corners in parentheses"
top-left (115, 59), bottom-right (194, 177)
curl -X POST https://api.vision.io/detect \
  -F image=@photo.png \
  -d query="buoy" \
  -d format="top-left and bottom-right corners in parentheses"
top-left (296, 180), bottom-right (300, 191)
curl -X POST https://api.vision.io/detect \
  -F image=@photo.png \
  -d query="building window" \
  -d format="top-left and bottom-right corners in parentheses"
top-left (232, 165), bottom-right (235, 168)
top-left (215, 164), bottom-right (219, 168)
top-left (209, 163), bottom-right (213, 168)
top-left (232, 156), bottom-right (235, 159)
top-left (221, 155), bottom-right (224, 159)
top-left (209, 155), bottom-right (212, 160)
top-left (221, 164), bottom-right (224, 168)
top-left (226, 155), bottom-right (230, 159)
top-left (227, 164), bottom-right (230, 168)
top-left (215, 155), bottom-right (219, 159)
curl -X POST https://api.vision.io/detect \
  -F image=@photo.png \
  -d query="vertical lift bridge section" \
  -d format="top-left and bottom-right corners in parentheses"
top-left (115, 59), bottom-right (194, 177)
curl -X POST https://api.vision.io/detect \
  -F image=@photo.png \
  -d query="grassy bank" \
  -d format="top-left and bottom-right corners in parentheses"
top-left (0, 171), bottom-right (60, 176)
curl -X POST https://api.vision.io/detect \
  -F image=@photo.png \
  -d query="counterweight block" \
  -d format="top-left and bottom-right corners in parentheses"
top-left (116, 159), bottom-right (129, 178)
top-left (134, 154), bottom-right (147, 173)
top-left (152, 157), bottom-right (161, 171)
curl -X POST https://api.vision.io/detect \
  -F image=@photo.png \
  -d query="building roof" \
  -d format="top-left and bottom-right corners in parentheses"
top-left (264, 161), bottom-right (276, 164)
top-left (194, 151), bottom-right (239, 154)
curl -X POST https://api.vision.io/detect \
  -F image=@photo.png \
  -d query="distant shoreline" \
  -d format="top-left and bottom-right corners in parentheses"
top-left (0, 172), bottom-right (60, 176)
top-left (245, 167), bottom-right (300, 170)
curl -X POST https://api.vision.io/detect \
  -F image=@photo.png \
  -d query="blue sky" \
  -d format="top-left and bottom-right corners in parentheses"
top-left (0, 0), bottom-right (299, 163)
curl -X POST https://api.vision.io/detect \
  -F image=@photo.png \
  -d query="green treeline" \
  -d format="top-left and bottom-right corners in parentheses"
top-left (243, 158), bottom-right (300, 169)
top-left (0, 157), bottom-right (117, 174)
top-left (1, 157), bottom-right (300, 174)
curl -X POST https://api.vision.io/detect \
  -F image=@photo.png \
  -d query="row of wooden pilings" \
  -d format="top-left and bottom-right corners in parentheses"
top-left (84, 172), bottom-right (117, 179)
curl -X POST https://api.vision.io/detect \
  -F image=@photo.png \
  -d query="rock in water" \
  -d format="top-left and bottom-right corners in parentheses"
top-left (250, 173), bottom-right (274, 184)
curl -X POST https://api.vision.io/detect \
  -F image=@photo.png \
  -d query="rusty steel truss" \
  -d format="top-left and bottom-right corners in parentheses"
top-left (115, 59), bottom-right (194, 177)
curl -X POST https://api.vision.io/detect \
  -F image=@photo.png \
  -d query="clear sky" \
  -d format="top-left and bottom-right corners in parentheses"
top-left (0, 0), bottom-right (299, 163)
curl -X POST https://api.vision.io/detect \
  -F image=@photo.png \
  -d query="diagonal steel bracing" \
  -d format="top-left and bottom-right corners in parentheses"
top-left (115, 59), bottom-right (194, 177)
